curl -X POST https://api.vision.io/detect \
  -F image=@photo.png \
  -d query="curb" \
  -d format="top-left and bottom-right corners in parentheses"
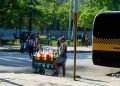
top-left (0, 45), bottom-right (92, 53)
top-left (0, 49), bottom-right (92, 53)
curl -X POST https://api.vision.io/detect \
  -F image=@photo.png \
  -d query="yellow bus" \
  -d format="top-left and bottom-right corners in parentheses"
top-left (92, 11), bottom-right (120, 68)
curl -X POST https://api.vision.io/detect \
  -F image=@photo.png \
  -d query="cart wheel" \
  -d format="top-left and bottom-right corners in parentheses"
top-left (33, 68), bottom-right (38, 74)
top-left (39, 69), bottom-right (43, 74)
top-left (42, 69), bottom-right (45, 75)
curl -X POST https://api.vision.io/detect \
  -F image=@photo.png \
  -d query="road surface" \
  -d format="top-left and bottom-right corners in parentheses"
top-left (0, 52), bottom-right (120, 86)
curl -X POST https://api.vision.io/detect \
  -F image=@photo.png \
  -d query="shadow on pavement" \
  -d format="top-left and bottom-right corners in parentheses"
top-left (0, 78), bottom-right (23, 86)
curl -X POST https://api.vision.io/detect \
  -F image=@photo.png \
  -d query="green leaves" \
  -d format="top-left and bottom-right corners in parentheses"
top-left (77, 0), bottom-right (120, 30)
top-left (78, 6), bottom-right (108, 30)
top-left (0, 0), bottom-right (120, 30)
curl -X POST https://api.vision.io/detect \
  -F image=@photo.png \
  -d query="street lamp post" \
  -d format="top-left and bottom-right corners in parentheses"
top-left (28, 0), bottom-right (33, 35)
top-left (73, 0), bottom-right (78, 81)
top-left (68, 0), bottom-right (72, 39)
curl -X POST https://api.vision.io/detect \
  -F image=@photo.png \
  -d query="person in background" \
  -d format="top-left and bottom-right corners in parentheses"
top-left (35, 34), bottom-right (40, 52)
top-left (52, 36), bottom-right (67, 77)
top-left (28, 32), bottom-right (35, 59)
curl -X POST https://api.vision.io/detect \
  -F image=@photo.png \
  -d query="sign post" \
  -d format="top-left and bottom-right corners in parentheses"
top-left (73, 0), bottom-right (78, 81)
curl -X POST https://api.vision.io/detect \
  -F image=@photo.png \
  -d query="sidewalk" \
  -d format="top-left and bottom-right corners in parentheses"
top-left (0, 45), bottom-right (92, 53)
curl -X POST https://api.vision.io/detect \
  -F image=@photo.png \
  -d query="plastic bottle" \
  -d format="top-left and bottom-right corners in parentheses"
top-left (50, 53), bottom-right (54, 61)
top-left (46, 53), bottom-right (49, 61)
top-left (34, 52), bottom-right (37, 60)
top-left (36, 52), bottom-right (40, 60)
top-left (41, 52), bottom-right (44, 60)
top-left (44, 53), bottom-right (46, 61)
top-left (49, 53), bottom-right (51, 61)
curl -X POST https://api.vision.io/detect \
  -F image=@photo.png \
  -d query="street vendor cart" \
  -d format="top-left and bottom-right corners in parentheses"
top-left (32, 47), bottom-right (58, 74)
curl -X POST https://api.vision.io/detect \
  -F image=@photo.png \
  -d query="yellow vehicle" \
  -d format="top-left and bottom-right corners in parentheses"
top-left (92, 11), bottom-right (120, 68)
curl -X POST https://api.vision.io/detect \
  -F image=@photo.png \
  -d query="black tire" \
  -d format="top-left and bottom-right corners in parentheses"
top-left (39, 69), bottom-right (43, 74)
top-left (42, 69), bottom-right (45, 75)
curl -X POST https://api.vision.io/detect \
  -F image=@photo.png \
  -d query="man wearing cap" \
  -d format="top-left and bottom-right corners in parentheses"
top-left (52, 36), bottom-right (67, 77)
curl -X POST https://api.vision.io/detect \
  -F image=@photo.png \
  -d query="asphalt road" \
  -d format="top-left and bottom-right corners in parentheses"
top-left (0, 52), bottom-right (120, 85)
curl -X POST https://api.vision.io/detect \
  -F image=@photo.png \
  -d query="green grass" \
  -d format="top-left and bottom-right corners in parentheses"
top-left (39, 35), bottom-right (47, 39)
top-left (0, 37), bottom-right (82, 46)
top-left (0, 38), bottom-right (20, 45)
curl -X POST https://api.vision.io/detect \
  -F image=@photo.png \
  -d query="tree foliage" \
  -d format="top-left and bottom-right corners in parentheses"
top-left (77, 0), bottom-right (120, 30)
top-left (0, 0), bottom-right (120, 30)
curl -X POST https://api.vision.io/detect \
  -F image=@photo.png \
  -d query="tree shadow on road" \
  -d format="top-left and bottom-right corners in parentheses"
top-left (0, 78), bottom-right (23, 86)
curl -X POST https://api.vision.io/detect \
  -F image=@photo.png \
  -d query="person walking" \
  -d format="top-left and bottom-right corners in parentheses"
top-left (52, 36), bottom-right (67, 77)
top-left (35, 34), bottom-right (40, 52)
top-left (28, 33), bottom-right (35, 59)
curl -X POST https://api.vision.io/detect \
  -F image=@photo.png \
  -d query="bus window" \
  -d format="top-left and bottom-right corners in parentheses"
top-left (92, 11), bottom-right (120, 68)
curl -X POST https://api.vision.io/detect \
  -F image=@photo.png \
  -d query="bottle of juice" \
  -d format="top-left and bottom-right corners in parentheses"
top-left (44, 53), bottom-right (46, 61)
top-left (41, 52), bottom-right (44, 60)
top-left (50, 53), bottom-right (54, 61)
top-left (36, 52), bottom-right (40, 60)
top-left (46, 53), bottom-right (49, 61)
top-left (35, 52), bottom-right (37, 60)
top-left (48, 53), bottom-right (51, 61)
top-left (40, 52), bottom-right (42, 60)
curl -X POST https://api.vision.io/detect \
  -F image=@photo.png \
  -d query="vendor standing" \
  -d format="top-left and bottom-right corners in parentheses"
top-left (52, 36), bottom-right (67, 77)
top-left (57, 37), bottom-right (61, 52)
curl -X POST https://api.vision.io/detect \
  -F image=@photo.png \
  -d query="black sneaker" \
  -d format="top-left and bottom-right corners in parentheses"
top-left (52, 72), bottom-right (58, 76)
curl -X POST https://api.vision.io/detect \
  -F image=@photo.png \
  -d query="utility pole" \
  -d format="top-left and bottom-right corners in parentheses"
top-left (28, 0), bottom-right (33, 35)
top-left (19, 12), bottom-right (22, 37)
top-left (68, 0), bottom-right (72, 39)
top-left (73, 0), bottom-right (78, 81)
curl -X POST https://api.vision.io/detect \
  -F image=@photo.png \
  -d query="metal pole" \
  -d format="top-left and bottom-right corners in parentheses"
top-left (71, 21), bottom-right (74, 40)
top-left (28, 0), bottom-right (32, 35)
top-left (68, 0), bottom-right (72, 39)
top-left (73, 0), bottom-right (78, 81)
top-left (19, 13), bottom-right (22, 36)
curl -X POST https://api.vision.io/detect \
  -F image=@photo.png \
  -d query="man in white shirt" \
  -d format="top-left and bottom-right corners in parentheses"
top-left (52, 36), bottom-right (67, 77)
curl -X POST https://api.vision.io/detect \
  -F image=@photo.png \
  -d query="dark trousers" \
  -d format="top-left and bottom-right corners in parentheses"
top-left (29, 46), bottom-right (34, 58)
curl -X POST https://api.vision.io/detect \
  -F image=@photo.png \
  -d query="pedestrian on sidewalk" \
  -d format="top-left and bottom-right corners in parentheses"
top-left (28, 32), bottom-right (35, 59)
top-left (52, 36), bottom-right (67, 77)
top-left (35, 34), bottom-right (40, 52)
